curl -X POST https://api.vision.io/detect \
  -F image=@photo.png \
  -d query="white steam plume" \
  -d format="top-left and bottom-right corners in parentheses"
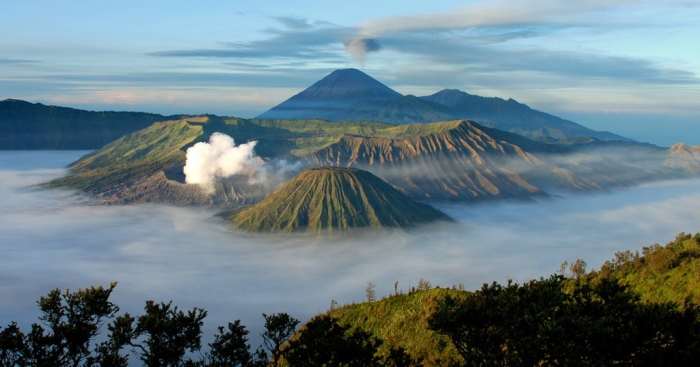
top-left (183, 133), bottom-right (265, 194)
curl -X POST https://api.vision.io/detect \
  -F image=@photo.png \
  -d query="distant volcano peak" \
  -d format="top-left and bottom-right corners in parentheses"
top-left (296, 68), bottom-right (401, 100)
top-left (256, 69), bottom-right (451, 122)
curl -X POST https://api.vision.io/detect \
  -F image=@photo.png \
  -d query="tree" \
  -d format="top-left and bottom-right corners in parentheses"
top-left (90, 314), bottom-right (136, 367)
top-left (365, 282), bottom-right (376, 302)
top-left (279, 316), bottom-right (417, 367)
top-left (206, 321), bottom-right (253, 367)
top-left (429, 276), bottom-right (700, 366)
top-left (0, 322), bottom-right (27, 367)
top-left (279, 315), bottom-right (381, 367)
top-left (260, 313), bottom-right (299, 365)
top-left (132, 301), bottom-right (207, 367)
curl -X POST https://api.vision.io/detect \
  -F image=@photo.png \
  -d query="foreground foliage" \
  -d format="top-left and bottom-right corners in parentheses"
top-left (4, 234), bottom-right (700, 366)
top-left (586, 232), bottom-right (700, 306)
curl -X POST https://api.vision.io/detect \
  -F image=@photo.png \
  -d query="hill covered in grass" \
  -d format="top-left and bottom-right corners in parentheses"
top-left (329, 287), bottom-right (467, 366)
top-left (585, 232), bottom-right (700, 306)
top-left (321, 232), bottom-right (700, 365)
top-left (230, 167), bottom-right (450, 232)
top-left (0, 99), bottom-right (170, 149)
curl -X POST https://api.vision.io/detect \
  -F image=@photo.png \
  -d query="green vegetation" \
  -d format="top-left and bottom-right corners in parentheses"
top-left (0, 284), bottom-right (415, 367)
top-left (47, 117), bottom-right (204, 194)
top-left (329, 288), bottom-right (467, 366)
top-left (585, 232), bottom-right (700, 306)
top-left (325, 233), bottom-right (700, 365)
top-left (429, 276), bottom-right (700, 366)
top-left (4, 233), bottom-right (700, 366)
top-left (230, 167), bottom-right (450, 232)
top-left (4, 270), bottom-right (700, 366)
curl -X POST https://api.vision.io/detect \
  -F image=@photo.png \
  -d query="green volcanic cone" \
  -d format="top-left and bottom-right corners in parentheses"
top-left (230, 167), bottom-right (450, 232)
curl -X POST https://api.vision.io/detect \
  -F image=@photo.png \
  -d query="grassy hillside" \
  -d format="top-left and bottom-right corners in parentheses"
top-left (230, 167), bottom-right (450, 232)
top-left (318, 233), bottom-right (700, 365)
top-left (586, 233), bottom-right (700, 307)
top-left (329, 288), bottom-right (467, 366)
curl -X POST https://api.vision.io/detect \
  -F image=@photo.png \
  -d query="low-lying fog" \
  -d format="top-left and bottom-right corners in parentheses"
top-left (2, 150), bottom-right (700, 344)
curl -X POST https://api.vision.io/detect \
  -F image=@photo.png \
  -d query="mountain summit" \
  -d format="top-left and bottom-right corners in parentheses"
top-left (257, 69), bottom-right (452, 123)
top-left (290, 68), bottom-right (401, 100)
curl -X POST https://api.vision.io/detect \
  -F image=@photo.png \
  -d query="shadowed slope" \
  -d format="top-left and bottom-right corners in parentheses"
top-left (421, 89), bottom-right (627, 142)
top-left (0, 99), bottom-right (170, 149)
top-left (231, 167), bottom-right (450, 232)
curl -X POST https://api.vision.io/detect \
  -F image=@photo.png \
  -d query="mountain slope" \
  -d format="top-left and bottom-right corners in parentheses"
top-left (257, 69), bottom-right (453, 123)
top-left (308, 120), bottom-right (594, 200)
top-left (329, 288), bottom-right (467, 366)
top-left (421, 89), bottom-right (626, 142)
top-left (0, 99), bottom-right (169, 149)
top-left (665, 143), bottom-right (700, 174)
top-left (230, 167), bottom-right (450, 232)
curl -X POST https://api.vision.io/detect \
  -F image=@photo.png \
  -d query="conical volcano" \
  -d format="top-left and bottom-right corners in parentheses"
top-left (257, 69), bottom-right (452, 123)
top-left (230, 167), bottom-right (449, 232)
top-left (289, 68), bottom-right (401, 100)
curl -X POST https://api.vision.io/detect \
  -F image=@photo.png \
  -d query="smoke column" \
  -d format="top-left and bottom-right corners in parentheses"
top-left (183, 133), bottom-right (264, 194)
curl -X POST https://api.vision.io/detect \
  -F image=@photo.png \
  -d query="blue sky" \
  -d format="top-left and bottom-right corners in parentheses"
top-left (1, 0), bottom-right (699, 145)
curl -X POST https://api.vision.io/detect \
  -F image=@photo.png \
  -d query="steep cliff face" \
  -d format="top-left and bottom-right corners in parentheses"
top-left (230, 167), bottom-right (450, 233)
top-left (308, 120), bottom-right (592, 200)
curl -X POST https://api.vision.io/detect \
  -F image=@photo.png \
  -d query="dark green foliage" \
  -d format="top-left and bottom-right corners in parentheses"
top-left (429, 275), bottom-right (700, 366)
top-left (0, 283), bottom-right (120, 367)
top-left (0, 323), bottom-right (27, 366)
top-left (206, 321), bottom-right (254, 367)
top-left (279, 315), bottom-right (416, 367)
top-left (90, 314), bottom-right (135, 367)
top-left (587, 232), bottom-right (700, 306)
top-left (132, 301), bottom-right (207, 367)
top-left (260, 313), bottom-right (299, 365)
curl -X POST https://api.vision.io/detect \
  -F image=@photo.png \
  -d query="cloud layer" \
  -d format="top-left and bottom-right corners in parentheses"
top-left (3, 151), bottom-right (700, 346)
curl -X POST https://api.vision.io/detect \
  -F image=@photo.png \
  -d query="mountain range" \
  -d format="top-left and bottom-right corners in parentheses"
top-left (258, 69), bottom-right (626, 143)
top-left (3, 68), bottom-right (629, 150)
top-left (0, 99), bottom-right (170, 149)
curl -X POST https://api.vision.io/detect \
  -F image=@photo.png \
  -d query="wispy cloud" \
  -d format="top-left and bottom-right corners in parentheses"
top-left (0, 58), bottom-right (38, 65)
top-left (150, 18), bottom-right (352, 62)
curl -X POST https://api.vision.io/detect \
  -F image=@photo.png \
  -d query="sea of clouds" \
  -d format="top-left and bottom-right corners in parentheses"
top-left (2, 150), bottom-right (700, 345)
